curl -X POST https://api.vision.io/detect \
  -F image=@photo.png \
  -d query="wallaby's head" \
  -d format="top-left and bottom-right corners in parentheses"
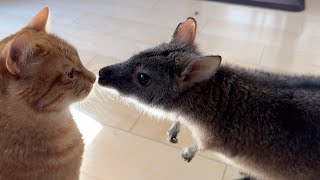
top-left (98, 18), bottom-right (221, 108)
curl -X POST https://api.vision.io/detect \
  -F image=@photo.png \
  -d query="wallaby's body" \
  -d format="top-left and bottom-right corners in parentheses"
top-left (176, 65), bottom-right (320, 179)
top-left (98, 18), bottom-right (320, 179)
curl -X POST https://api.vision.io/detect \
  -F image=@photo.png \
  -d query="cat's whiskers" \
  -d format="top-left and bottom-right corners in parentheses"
top-left (96, 86), bottom-right (115, 102)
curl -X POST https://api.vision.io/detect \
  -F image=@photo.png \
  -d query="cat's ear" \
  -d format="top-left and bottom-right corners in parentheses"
top-left (171, 17), bottom-right (197, 46)
top-left (174, 56), bottom-right (221, 91)
top-left (3, 32), bottom-right (33, 75)
top-left (26, 6), bottom-right (49, 32)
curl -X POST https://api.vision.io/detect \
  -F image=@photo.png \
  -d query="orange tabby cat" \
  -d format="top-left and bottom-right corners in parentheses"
top-left (0, 7), bottom-right (96, 180)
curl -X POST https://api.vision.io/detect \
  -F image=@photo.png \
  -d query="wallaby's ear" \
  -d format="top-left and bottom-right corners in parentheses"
top-left (174, 56), bottom-right (221, 91)
top-left (26, 6), bottom-right (49, 32)
top-left (171, 17), bottom-right (197, 46)
top-left (2, 32), bottom-right (34, 75)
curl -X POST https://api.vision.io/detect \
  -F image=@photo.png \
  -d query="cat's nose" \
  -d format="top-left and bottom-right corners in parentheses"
top-left (89, 75), bottom-right (96, 83)
top-left (85, 70), bottom-right (96, 84)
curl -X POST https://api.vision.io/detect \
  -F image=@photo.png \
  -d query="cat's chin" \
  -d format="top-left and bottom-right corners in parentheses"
top-left (77, 85), bottom-right (94, 99)
top-left (78, 92), bottom-right (91, 101)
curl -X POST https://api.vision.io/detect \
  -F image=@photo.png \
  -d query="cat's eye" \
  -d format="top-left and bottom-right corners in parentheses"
top-left (138, 73), bottom-right (151, 86)
top-left (67, 69), bottom-right (75, 79)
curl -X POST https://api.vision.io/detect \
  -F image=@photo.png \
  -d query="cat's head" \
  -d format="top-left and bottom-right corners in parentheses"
top-left (98, 18), bottom-right (221, 108)
top-left (0, 7), bottom-right (96, 112)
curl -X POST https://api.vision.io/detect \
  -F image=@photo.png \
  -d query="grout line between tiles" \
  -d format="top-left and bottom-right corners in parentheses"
top-left (257, 46), bottom-right (265, 68)
top-left (221, 164), bottom-right (228, 180)
top-left (198, 19), bottom-right (210, 34)
top-left (83, 54), bottom-right (99, 66)
top-left (128, 113), bottom-right (143, 132)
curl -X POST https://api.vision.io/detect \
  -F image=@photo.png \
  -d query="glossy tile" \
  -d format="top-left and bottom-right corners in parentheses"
top-left (80, 172), bottom-right (102, 180)
top-left (223, 165), bottom-right (243, 180)
top-left (151, 0), bottom-right (209, 31)
top-left (199, 1), bottom-right (303, 32)
top-left (260, 46), bottom-right (320, 74)
top-left (71, 33), bottom-right (150, 60)
top-left (71, 106), bottom-right (104, 146)
top-left (72, 15), bottom-right (172, 45)
top-left (202, 17), bottom-right (301, 45)
top-left (82, 126), bottom-right (226, 180)
top-left (197, 33), bottom-right (263, 68)
top-left (77, 50), bottom-right (98, 66)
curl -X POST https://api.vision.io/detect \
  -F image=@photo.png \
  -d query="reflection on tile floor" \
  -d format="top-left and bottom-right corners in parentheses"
top-left (1, 0), bottom-right (320, 179)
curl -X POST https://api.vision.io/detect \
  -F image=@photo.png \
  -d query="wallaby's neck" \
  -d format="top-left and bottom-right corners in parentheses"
top-left (173, 65), bottom-right (271, 125)
top-left (170, 65), bottom-right (281, 155)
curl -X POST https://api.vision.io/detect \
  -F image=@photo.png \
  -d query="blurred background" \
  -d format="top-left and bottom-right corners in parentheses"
top-left (0, 0), bottom-right (319, 179)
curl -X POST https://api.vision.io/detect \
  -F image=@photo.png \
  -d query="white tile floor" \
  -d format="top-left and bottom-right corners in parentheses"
top-left (1, 0), bottom-right (320, 179)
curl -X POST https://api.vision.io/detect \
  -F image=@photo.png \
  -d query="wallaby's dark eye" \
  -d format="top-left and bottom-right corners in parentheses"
top-left (67, 69), bottom-right (75, 79)
top-left (138, 73), bottom-right (151, 86)
top-left (162, 51), bottom-right (171, 57)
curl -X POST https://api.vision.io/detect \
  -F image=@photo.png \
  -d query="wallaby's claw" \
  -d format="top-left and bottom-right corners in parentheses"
top-left (169, 137), bottom-right (178, 143)
top-left (167, 131), bottom-right (178, 143)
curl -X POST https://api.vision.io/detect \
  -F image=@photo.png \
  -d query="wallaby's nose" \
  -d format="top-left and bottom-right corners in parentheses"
top-left (98, 67), bottom-right (113, 82)
top-left (98, 69), bottom-right (104, 78)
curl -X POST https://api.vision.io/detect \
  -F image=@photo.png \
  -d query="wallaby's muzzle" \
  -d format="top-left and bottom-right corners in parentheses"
top-left (98, 62), bottom-right (129, 88)
top-left (98, 66), bottom-right (115, 86)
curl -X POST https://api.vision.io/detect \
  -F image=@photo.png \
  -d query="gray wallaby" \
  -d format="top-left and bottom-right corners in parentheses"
top-left (98, 17), bottom-right (320, 180)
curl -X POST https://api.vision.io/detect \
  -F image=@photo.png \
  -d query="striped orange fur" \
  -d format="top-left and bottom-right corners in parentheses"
top-left (0, 7), bottom-right (95, 180)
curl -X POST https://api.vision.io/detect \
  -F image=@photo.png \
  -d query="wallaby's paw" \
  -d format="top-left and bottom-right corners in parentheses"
top-left (180, 148), bottom-right (193, 162)
top-left (234, 177), bottom-right (256, 180)
top-left (235, 172), bottom-right (256, 180)
top-left (167, 129), bottom-right (178, 143)
top-left (180, 146), bottom-right (197, 162)
top-left (167, 122), bottom-right (180, 144)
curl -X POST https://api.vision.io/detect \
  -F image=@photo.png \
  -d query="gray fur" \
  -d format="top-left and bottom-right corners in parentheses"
top-left (181, 144), bottom-right (198, 162)
top-left (167, 121), bottom-right (180, 143)
top-left (98, 18), bottom-right (320, 179)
